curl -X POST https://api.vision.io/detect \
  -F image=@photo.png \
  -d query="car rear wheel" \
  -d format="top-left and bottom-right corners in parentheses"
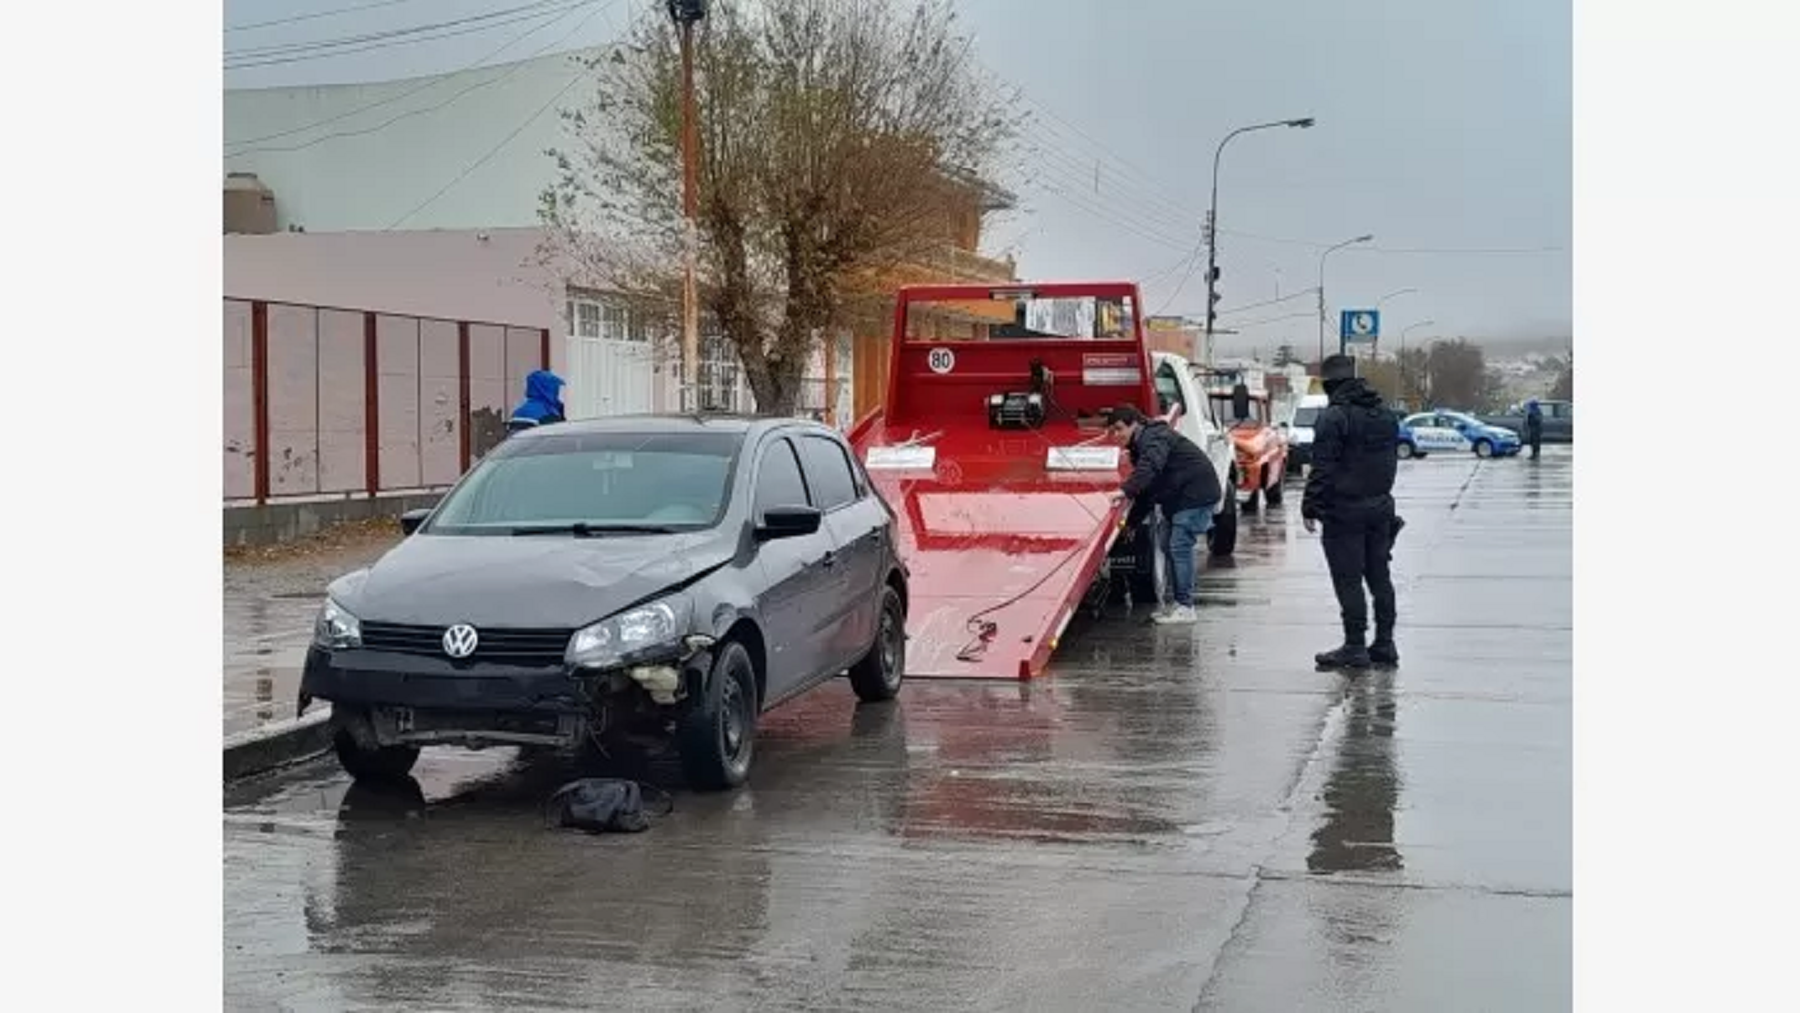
top-left (1264, 468), bottom-right (1284, 508)
top-left (678, 640), bottom-right (759, 790)
top-left (332, 727), bottom-right (419, 783)
top-left (1474, 439), bottom-right (1494, 458)
top-left (1122, 515), bottom-right (1169, 607)
top-left (1397, 441), bottom-right (1416, 459)
top-left (848, 585), bottom-right (906, 702)
top-left (1209, 480), bottom-right (1239, 558)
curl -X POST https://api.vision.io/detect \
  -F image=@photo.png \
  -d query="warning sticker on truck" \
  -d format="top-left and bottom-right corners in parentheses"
top-left (1081, 352), bottom-right (1142, 386)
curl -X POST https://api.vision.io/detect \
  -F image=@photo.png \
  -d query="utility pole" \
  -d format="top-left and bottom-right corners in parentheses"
top-left (670, 1), bottom-right (708, 411)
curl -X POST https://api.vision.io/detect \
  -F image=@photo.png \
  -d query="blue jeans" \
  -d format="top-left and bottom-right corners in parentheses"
top-left (1164, 506), bottom-right (1215, 607)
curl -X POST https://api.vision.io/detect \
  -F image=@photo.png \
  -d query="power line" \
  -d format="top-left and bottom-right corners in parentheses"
top-left (386, 66), bottom-right (585, 229)
top-left (1218, 226), bottom-right (1565, 255)
top-left (225, 2), bottom-right (590, 70)
top-left (226, 0), bottom-right (576, 58)
top-left (226, 0), bottom-right (424, 34)
top-left (1217, 287), bottom-right (1319, 316)
top-left (226, 0), bottom-right (621, 156)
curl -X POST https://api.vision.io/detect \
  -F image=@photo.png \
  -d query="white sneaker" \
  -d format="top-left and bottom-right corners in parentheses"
top-left (1152, 604), bottom-right (1198, 625)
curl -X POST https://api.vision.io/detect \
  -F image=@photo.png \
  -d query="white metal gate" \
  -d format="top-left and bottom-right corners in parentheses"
top-left (564, 295), bottom-right (655, 418)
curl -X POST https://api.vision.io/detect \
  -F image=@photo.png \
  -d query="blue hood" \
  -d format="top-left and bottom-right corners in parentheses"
top-left (512, 370), bottom-right (566, 422)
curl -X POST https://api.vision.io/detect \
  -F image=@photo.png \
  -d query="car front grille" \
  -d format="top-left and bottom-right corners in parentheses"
top-left (359, 622), bottom-right (572, 667)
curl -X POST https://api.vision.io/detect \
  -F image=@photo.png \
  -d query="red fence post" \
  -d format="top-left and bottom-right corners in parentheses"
top-left (540, 327), bottom-right (551, 371)
top-left (251, 301), bottom-right (271, 505)
top-left (364, 312), bottom-right (380, 496)
top-left (458, 321), bottom-right (472, 472)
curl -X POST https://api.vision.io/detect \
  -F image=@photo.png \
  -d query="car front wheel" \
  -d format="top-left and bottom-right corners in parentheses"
top-left (678, 640), bottom-right (759, 790)
top-left (1474, 439), bottom-right (1494, 458)
top-left (1397, 441), bottom-right (1416, 459)
top-left (332, 726), bottom-right (419, 783)
top-left (849, 584), bottom-right (907, 702)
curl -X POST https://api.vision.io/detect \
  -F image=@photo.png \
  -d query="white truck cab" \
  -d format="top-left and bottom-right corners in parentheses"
top-left (1148, 351), bottom-right (1239, 556)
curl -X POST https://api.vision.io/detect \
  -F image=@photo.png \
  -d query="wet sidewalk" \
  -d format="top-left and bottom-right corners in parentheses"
top-left (222, 522), bottom-right (399, 739)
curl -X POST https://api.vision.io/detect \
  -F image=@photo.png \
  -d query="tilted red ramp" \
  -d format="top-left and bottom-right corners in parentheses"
top-left (847, 282), bottom-right (1159, 680)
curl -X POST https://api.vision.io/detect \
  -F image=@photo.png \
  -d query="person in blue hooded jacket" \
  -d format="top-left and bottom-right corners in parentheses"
top-left (508, 370), bottom-right (567, 435)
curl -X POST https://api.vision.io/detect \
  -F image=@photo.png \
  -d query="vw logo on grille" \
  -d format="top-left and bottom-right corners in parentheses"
top-left (442, 623), bottom-right (480, 659)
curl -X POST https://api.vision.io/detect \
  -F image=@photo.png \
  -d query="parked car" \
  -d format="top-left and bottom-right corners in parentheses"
top-left (1283, 392), bottom-right (1329, 473)
top-left (300, 415), bottom-right (909, 790)
top-left (1200, 378), bottom-right (1290, 513)
top-left (1399, 410), bottom-right (1522, 458)
top-left (1480, 399), bottom-right (1573, 443)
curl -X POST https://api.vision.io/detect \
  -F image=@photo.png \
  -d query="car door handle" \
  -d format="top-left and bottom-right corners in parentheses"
top-left (821, 551), bottom-right (837, 568)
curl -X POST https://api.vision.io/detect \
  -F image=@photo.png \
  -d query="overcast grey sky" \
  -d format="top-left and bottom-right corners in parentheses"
top-left (224, 0), bottom-right (1572, 353)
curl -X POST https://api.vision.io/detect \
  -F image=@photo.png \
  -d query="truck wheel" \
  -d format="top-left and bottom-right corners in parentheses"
top-left (1208, 490), bottom-right (1238, 557)
top-left (1474, 439), bottom-right (1494, 458)
top-left (332, 728), bottom-right (419, 783)
top-left (848, 585), bottom-right (906, 702)
top-left (1264, 470), bottom-right (1284, 508)
top-left (1124, 516), bottom-right (1169, 607)
top-left (1397, 442), bottom-right (1416, 459)
top-left (678, 640), bottom-right (759, 790)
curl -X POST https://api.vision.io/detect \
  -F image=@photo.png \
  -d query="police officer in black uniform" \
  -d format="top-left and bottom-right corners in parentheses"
top-left (1301, 355), bottom-right (1400, 670)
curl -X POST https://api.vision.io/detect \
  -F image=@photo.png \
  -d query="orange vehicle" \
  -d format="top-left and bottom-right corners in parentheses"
top-left (1201, 370), bottom-right (1290, 513)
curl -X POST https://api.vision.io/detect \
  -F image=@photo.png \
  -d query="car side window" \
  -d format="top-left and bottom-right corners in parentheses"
top-left (1153, 362), bottom-right (1184, 415)
top-left (797, 435), bottom-right (858, 512)
top-left (754, 438), bottom-right (810, 517)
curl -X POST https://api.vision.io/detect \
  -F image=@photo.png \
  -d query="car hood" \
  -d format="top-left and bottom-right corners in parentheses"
top-left (330, 528), bottom-right (738, 629)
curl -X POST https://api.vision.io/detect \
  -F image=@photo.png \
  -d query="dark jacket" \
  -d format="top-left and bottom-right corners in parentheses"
top-left (1121, 420), bottom-right (1222, 520)
top-left (1302, 378), bottom-right (1398, 523)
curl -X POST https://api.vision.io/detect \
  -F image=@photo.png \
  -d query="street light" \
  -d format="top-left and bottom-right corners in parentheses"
top-left (1317, 233), bottom-right (1374, 362)
top-left (669, 0), bottom-right (709, 411)
top-left (1201, 116), bottom-right (1315, 363)
top-left (1370, 289), bottom-right (1418, 358)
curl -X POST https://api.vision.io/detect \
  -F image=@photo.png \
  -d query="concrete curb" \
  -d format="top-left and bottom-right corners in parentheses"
top-left (223, 705), bottom-right (335, 782)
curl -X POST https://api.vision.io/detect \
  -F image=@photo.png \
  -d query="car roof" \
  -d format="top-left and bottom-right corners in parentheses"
top-left (504, 413), bottom-right (842, 442)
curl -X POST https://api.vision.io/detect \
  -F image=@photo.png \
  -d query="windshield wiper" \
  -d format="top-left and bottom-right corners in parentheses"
top-left (510, 522), bottom-right (685, 537)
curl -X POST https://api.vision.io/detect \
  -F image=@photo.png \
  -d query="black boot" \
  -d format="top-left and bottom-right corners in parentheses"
top-left (1315, 628), bottom-right (1371, 671)
top-left (1369, 632), bottom-right (1399, 667)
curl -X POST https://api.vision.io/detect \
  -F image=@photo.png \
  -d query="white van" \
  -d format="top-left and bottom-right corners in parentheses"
top-left (1285, 392), bottom-right (1329, 472)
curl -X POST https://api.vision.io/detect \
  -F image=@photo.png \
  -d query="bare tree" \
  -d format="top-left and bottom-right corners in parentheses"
top-left (1424, 338), bottom-right (1488, 409)
top-left (1549, 348), bottom-right (1573, 400)
top-left (542, 0), bottom-right (1018, 414)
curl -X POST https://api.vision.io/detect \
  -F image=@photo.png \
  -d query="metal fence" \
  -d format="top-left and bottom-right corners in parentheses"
top-left (224, 298), bottom-right (550, 505)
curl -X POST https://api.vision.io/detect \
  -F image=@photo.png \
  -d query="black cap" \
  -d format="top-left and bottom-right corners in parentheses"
top-left (1320, 355), bottom-right (1357, 382)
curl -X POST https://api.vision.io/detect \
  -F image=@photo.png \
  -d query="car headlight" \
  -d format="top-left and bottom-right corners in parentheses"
top-left (566, 597), bottom-right (690, 669)
top-left (313, 597), bottom-right (362, 650)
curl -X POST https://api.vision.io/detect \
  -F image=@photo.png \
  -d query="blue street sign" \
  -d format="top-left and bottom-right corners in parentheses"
top-left (1339, 309), bottom-right (1380, 344)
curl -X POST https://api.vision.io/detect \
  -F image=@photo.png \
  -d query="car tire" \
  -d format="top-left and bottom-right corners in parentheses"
top-left (677, 639), bottom-right (759, 790)
top-left (1244, 483), bottom-right (1261, 514)
top-left (1208, 484), bottom-right (1238, 558)
top-left (1264, 469), bottom-right (1284, 508)
top-left (1474, 439), bottom-right (1494, 458)
top-left (333, 729), bottom-right (419, 783)
top-left (1397, 441), bottom-right (1416, 459)
top-left (848, 584), bottom-right (907, 703)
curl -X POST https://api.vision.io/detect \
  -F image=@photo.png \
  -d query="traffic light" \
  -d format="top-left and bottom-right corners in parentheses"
top-left (1208, 266), bottom-right (1221, 283)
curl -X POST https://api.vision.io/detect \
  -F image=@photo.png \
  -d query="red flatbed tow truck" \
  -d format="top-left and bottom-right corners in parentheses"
top-left (846, 281), bottom-right (1161, 680)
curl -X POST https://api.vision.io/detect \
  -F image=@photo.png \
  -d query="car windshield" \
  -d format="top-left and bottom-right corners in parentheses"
top-left (1441, 412), bottom-right (1479, 427)
top-left (903, 293), bottom-right (1135, 340)
top-left (1292, 407), bottom-right (1321, 426)
top-left (424, 430), bottom-right (743, 535)
top-left (1209, 393), bottom-right (1264, 425)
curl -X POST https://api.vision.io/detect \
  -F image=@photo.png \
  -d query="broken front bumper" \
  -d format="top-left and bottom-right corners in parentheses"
top-left (299, 642), bottom-right (715, 749)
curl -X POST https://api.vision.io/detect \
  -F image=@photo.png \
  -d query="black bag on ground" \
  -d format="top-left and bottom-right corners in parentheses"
top-left (543, 778), bottom-right (671, 834)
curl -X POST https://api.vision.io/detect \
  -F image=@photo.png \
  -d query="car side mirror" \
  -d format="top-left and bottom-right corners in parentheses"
top-left (756, 505), bottom-right (822, 541)
top-left (399, 507), bottom-right (432, 535)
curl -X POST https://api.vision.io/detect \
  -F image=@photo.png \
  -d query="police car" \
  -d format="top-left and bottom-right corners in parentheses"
top-left (1398, 410), bottom-right (1522, 458)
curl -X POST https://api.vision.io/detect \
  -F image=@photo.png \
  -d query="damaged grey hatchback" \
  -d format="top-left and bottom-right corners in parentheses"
top-left (300, 415), bottom-right (908, 790)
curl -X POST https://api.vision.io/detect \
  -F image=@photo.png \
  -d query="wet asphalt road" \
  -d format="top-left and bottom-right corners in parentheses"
top-left (225, 449), bottom-right (1571, 1012)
